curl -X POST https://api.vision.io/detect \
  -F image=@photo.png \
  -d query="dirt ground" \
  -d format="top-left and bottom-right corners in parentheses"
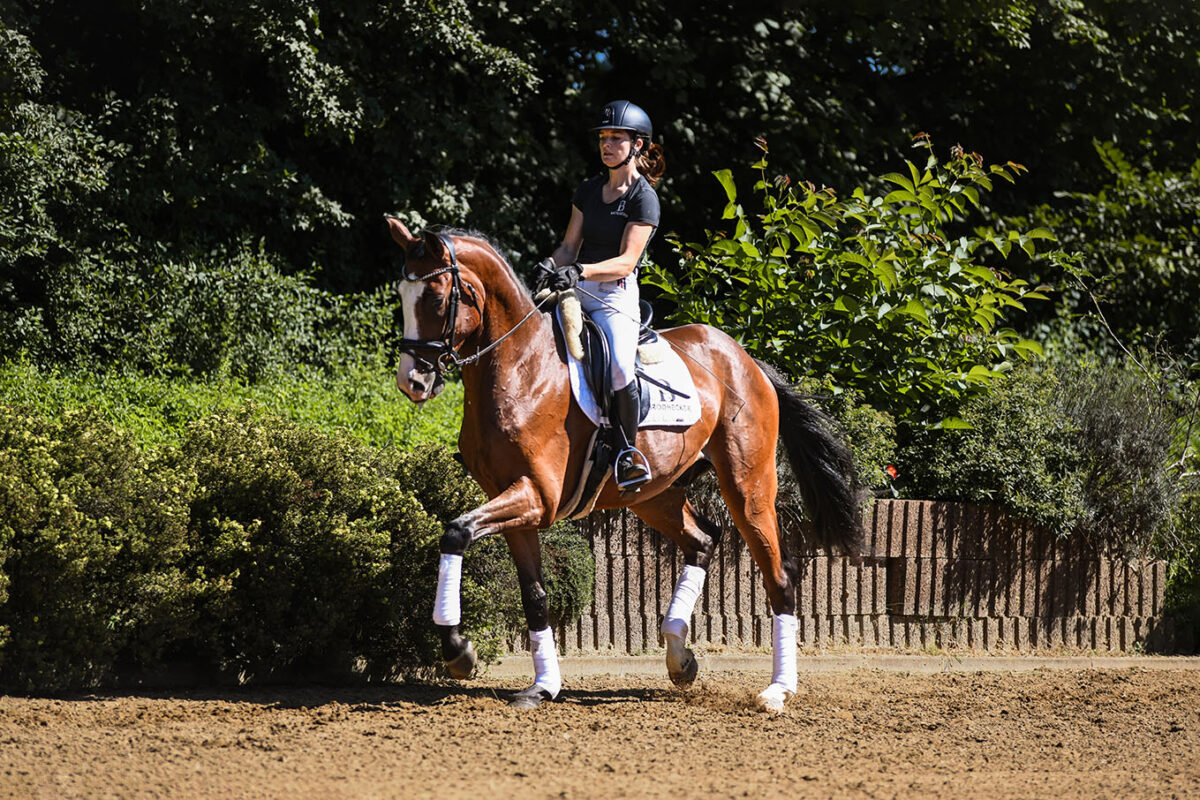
top-left (2, 665), bottom-right (1198, 800)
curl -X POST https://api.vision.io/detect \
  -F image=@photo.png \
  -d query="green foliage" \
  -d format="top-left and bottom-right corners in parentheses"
top-left (900, 368), bottom-right (1086, 537)
top-left (176, 409), bottom-right (435, 679)
top-left (795, 376), bottom-right (897, 495)
top-left (1164, 492), bottom-right (1200, 636)
top-left (0, 402), bottom-right (599, 690)
top-left (1016, 143), bottom-right (1200, 357)
top-left (902, 360), bottom-right (1196, 557)
top-left (646, 138), bottom-right (1060, 424)
top-left (539, 524), bottom-right (596, 627)
top-left (5, 1), bottom-right (1200, 359)
top-left (0, 360), bottom-right (463, 453)
top-left (0, 407), bottom-right (195, 692)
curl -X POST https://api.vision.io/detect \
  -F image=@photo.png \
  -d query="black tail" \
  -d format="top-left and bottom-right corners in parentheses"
top-left (757, 360), bottom-right (863, 554)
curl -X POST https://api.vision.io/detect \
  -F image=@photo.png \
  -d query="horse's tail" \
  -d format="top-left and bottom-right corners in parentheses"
top-left (756, 360), bottom-right (864, 554)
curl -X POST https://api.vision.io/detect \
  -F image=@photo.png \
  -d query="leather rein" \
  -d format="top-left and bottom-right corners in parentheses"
top-left (396, 232), bottom-right (554, 376)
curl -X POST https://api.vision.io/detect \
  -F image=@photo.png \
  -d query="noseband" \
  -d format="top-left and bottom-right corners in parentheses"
top-left (397, 232), bottom-right (556, 377)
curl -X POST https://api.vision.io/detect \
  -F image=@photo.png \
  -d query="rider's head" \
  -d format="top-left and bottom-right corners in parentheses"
top-left (592, 100), bottom-right (665, 186)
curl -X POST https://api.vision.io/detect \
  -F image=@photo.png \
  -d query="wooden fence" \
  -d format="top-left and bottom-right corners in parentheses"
top-left (551, 499), bottom-right (1194, 655)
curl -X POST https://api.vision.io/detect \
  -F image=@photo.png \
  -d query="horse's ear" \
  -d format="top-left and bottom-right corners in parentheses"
top-left (383, 214), bottom-right (420, 251)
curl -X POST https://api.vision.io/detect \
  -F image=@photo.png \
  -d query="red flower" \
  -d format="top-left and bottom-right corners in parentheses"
top-left (886, 464), bottom-right (899, 480)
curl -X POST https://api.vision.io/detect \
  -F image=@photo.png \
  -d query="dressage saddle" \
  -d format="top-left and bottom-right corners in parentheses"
top-left (571, 300), bottom-right (657, 423)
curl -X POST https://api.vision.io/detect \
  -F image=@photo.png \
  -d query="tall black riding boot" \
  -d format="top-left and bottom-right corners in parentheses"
top-left (611, 381), bottom-right (651, 491)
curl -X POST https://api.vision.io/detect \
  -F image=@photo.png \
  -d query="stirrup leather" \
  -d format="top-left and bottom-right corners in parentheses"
top-left (614, 446), bottom-right (652, 491)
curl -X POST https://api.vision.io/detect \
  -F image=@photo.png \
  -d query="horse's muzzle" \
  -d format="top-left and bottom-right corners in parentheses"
top-left (397, 360), bottom-right (445, 403)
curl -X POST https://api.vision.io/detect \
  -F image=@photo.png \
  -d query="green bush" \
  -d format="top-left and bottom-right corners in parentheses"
top-left (796, 376), bottom-right (897, 495)
top-left (1164, 491), bottom-right (1200, 641)
top-left (0, 401), bottom-right (601, 690)
top-left (899, 367), bottom-right (1086, 536)
top-left (645, 137), bottom-right (1062, 425)
top-left (0, 407), bottom-right (196, 692)
top-left (20, 244), bottom-right (404, 381)
top-left (901, 359), bottom-right (1194, 557)
top-left (539, 523), bottom-right (596, 627)
top-left (173, 410), bottom-right (528, 679)
top-left (0, 360), bottom-right (464, 453)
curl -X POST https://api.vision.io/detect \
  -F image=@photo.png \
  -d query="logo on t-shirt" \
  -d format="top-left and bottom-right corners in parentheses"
top-left (612, 200), bottom-right (627, 217)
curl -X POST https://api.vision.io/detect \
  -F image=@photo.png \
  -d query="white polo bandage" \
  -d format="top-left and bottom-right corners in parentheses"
top-left (771, 613), bottom-right (799, 693)
top-left (432, 553), bottom-right (463, 626)
top-left (530, 626), bottom-right (561, 698)
top-left (661, 565), bottom-right (706, 640)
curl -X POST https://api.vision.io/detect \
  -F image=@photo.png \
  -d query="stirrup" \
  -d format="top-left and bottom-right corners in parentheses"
top-left (614, 447), bottom-right (652, 491)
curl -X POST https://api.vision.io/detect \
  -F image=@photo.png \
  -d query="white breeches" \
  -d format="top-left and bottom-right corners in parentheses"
top-left (578, 277), bottom-right (640, 391)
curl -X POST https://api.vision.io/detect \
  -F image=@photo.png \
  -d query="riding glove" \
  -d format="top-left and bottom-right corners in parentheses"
top-left (533, 258), bottom-right (557, 293)
top-left (548, 262), bottom-right (583, 291)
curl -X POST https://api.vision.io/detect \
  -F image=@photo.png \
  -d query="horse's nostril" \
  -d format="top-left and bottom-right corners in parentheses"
top-left (411, 377), bottom-right (426, 393)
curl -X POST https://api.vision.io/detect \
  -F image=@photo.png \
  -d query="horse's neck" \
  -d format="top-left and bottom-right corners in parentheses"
top-left (461, 260), bottom-right (560, 397)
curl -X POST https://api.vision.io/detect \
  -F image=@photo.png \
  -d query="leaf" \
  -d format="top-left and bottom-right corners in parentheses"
top-left (883, 189), bottom-right (919, 205)
top-left (872, 262), bottom-right (897, 290)
top-left (882, 172), bottom-right (916, 193)
top-left (714, 169), bottom-right (737, 203)
top-left (900, 299), bottom-right (929, 326)
top-left (931, 417), bottom-right (974, 430)
top-left (1014, 339), bottom-right (1044, 358)
top-left (966, 364), bottom-right (994, 383)
top-left (833, 295), bottom-right (860, 313)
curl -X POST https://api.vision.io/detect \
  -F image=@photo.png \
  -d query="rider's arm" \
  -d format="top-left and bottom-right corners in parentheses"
top-left (549, 207), bottom-right (584, 268)
top-left (578, 222), bottom-right (654, 282)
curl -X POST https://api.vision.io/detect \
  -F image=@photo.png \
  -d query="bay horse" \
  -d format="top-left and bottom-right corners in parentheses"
top-left (385, 217), bottom-right (861, 712)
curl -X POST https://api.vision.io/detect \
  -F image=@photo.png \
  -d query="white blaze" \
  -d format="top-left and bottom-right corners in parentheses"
top-left (396, 279), bottom-right (439, 402)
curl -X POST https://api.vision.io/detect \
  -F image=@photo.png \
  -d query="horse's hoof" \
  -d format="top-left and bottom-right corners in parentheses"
top-left (445, 640), bottom-right (477, 680)
top-left (664, 633), bottom-right (698, 688)
top-left (509, 685), bottom-right (553, 709)
top-left (756, 683), bottom-right (794, 714)
top-left (667, 650), bottom-right (698, 688)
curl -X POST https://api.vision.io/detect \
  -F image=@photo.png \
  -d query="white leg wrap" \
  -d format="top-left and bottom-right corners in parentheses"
top-left (661, 565), bottom-right (706, 640)
top-left (771, 613), bottom-right (799, 693)
top-left (432, 553), bottom-right (463, 626)
top-left (757, 613), bottom-right (798, 713)
top-left (529, 627), bottom-right (561, 698)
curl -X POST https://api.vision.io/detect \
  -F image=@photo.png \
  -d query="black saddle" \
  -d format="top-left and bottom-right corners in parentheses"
top-left (572, 300), bottom-right (657, 423)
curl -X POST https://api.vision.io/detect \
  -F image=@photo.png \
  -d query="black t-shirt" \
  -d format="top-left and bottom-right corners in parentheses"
top-left (572, 174), bottom-right (661, 266)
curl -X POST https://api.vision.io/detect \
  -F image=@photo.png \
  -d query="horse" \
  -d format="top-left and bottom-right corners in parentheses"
top-left (385, 216), bottom-right (861, 712)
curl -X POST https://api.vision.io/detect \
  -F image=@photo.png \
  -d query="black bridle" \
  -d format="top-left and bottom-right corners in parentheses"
top-left (396, 230), bottom-right (560, 378)
top-left (396, 232), bottom-right (478, 376)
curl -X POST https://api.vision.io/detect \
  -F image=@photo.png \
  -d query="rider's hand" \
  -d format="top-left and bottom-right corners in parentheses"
top-left (533, 258), bottom-right (557, 293)
top-left (549, 262), bottom-right (583, 291)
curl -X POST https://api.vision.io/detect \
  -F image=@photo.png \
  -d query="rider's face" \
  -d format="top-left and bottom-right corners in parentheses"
top-left (598, 129), bottom-right (638, 167)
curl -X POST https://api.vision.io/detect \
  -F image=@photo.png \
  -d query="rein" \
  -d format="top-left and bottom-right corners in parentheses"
top-left (397, 233), bottom-right (554, 375)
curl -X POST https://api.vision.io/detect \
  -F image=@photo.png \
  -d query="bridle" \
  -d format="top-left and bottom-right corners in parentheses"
top-left (396, 232), bottom-right (478, 376)
top-left (396, 231), bottom-right (554, 377)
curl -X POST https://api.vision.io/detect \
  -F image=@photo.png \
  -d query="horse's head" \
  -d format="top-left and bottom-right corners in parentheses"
top-left (385, 216), bottom-right (483, 403)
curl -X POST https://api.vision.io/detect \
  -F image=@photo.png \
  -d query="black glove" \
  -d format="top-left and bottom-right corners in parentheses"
top-left (533, 258), bottom-right (557, 293)
top-left (548, 262), bottom-right (583, 291)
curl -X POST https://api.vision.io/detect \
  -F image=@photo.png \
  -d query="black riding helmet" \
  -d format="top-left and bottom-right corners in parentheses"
top-left (592, 100), bottom-right (652, 144)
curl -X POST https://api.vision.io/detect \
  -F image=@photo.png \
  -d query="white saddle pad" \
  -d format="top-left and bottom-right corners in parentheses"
top-left (558, 309), bottom-right (701, 428)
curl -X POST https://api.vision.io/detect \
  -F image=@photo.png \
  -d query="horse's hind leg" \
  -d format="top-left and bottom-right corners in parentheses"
top-left (630, 487), bottom-right (722, 688)
top-left (707, 446), bottom-right (800, 713)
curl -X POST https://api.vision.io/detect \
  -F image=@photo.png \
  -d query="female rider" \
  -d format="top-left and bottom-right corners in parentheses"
top-left (537, 99), bottom-right (666, 492)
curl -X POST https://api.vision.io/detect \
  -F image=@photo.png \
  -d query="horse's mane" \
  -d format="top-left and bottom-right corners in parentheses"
top-left (425, 225), bottom-right (531, 297)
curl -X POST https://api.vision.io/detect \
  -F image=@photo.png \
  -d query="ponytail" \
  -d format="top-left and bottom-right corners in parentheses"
top-left (636, 142), bottom-right (666, 186)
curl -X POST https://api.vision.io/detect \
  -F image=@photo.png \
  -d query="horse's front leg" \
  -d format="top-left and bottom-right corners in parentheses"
top-left (433, 477), bottom-right (548, 682)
